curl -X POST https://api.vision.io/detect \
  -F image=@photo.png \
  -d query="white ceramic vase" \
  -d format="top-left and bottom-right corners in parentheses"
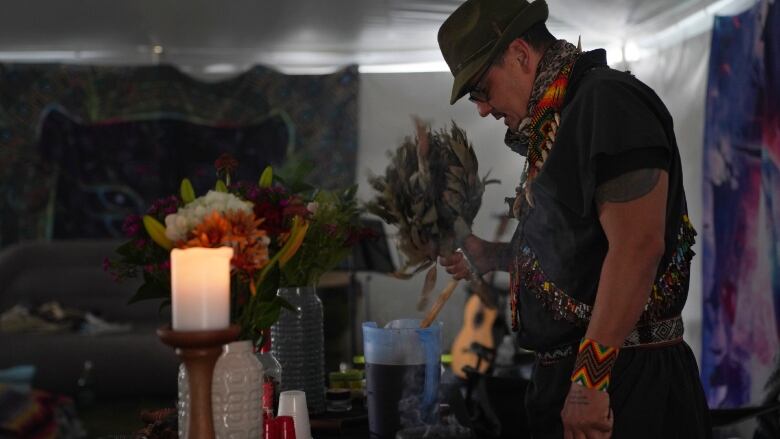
top-left (178, 340), bottom-right (264, 438)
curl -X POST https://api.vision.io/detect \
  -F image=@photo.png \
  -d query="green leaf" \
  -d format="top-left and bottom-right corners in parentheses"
top-left (256, 262), bottom-right (281, 302)
top-left (291, 182), bottom-right (316, 195)
top-left (275, 154), bottom-right (315, 194)
top-left (238, 294), bottom-right (295, 336)
top-left (272, 174), bottom-right (287, 185)
top-left (215, 179), bottom-right (228, 192)
top-left (277, 296), bottom-right (295, 311)
top-left (127, 275), bottom-right (170, 305)
top-left (116, 240), bottom-right (136, 257)
top-left (255, 299), bottom-right (283, 330)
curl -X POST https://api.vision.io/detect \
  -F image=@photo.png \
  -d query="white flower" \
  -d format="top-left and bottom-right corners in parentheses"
top-left (175, 215), bottom-right (189, 230)
top-left (307, 202), bottom-right (319, 215)
top-left (164, 191), bottom-right (252, 242)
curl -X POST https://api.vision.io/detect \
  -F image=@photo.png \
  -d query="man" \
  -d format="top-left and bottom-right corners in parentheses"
top-left (437, 1), bottom-right (712, 438)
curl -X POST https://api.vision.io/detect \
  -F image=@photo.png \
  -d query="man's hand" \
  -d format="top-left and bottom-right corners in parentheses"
top-left (561, 383), bottom-right (613, 439)
top-left (438, 250), bottom-right (472, 280)
top-left (438, 234), bottom-right (503, 279)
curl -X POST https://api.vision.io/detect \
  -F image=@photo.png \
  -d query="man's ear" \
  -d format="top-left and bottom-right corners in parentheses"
top-left (508, 38), bottom-right (533, 72)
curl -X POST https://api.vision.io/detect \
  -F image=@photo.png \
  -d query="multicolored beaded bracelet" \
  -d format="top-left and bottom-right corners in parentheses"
top-left (570, 338), bottom-right (619, 392)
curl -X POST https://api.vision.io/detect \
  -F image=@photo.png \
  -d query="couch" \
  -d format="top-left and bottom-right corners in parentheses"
top-left (0, 240), bottom-right (178, 399)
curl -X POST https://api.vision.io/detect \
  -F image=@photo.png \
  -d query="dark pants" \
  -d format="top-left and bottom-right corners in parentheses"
top-left (525, 341), bottom-right (712, 439)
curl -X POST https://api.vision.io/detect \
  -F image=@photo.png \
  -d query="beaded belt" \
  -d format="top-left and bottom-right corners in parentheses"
top-left (535, 315), bottom-right (684, 366)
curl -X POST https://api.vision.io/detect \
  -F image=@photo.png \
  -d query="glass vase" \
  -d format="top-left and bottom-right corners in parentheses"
top-left (271, 286), bottom-right (326, 415)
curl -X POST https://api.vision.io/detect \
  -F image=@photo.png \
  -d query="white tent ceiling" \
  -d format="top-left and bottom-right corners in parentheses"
top-left (0, 0), bottom-right (756, 75)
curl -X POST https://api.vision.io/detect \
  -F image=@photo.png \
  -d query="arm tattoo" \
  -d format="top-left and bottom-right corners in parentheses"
top-left (595, 168), bottom-right (661, 205)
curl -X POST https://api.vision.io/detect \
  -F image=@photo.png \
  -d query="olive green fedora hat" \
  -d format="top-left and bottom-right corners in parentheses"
top-left (438, 0), bottom-right (549, 104)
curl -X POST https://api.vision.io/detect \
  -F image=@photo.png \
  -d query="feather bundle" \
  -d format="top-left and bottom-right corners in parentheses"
top-left (368, 119), bottom-right (498, 305)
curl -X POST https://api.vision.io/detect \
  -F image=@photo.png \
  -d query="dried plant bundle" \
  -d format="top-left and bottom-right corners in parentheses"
top-left (368, 119), bottom-right (498, 312)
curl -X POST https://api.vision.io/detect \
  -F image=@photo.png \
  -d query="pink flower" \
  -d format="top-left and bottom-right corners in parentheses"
top-left (122, 215), bottom-right (142, 237)
top-left (146, 195), bottom-right (179, 218)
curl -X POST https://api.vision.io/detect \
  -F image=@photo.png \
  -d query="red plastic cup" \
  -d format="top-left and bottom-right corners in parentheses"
top-left (264, 417), bottom-right (280, 439)
top-left (277, 415), bottom-right (297, 439)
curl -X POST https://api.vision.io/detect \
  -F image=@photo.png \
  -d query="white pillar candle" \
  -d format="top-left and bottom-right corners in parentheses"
top-left (171, 247), bottom-right (233, 331)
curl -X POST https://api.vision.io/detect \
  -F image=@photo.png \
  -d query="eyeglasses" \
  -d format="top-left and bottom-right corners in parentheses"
top-left (468, 66), bottom-right (491, 104)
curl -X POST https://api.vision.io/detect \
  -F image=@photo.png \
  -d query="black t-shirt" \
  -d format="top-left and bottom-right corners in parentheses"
top-left (511, 50), bottom-right (695, 351)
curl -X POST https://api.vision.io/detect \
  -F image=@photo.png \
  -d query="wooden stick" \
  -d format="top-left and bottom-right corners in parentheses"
top-left (420, 279), bottom-right (460, 328)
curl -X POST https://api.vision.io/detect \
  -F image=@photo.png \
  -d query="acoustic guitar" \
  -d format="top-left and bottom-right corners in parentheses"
top-left (450, 215), bottom-right (511, 379)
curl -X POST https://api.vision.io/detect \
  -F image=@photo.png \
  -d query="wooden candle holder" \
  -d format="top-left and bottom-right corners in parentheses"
top-left (157, 325), bottom-right (241, 439)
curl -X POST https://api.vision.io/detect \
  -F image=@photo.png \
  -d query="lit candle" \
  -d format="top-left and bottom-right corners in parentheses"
top-left (171, 247), bottom-right (233, 331)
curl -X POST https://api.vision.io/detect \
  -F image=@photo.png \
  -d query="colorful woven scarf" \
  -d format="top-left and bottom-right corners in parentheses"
top-left (504, 40), bottom-right (579, 216)
top-left (522, 62), bottom-right (573, 200)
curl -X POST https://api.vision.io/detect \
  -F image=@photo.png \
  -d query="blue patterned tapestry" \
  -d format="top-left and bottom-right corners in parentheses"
top-left (0, 64), bottom-right (358, 244)
top-left (702, 0), bottom-right (780, 411)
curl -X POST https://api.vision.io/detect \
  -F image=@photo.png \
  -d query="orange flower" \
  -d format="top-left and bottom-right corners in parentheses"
top-left (179, 210), bottom-right (271, 276)
top-left (224, 210), bottom-right (271, 275)
top-left (182, 211), bottom-right (231, 248)
top-left (224, 210), bottom-right (266, 247)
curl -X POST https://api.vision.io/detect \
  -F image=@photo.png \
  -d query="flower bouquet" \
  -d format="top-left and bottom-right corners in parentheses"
top-left (367, 119), bottom-right (497, 325)
top-left (106, 154), bottom-right (370, 344)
